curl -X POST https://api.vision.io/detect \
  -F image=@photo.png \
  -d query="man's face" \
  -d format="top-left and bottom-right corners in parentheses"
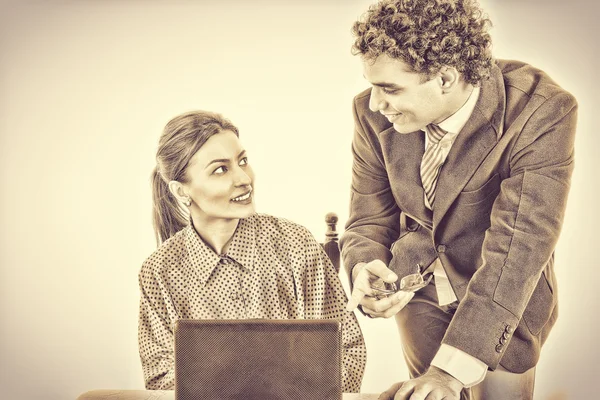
top-left (363, 54), bottom-right (448, 134)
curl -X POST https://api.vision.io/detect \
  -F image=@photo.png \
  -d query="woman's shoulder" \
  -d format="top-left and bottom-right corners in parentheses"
top-left (139, 227), bottom-right (188, 277)
top-left (247, 213), bottom-right (320, 250)
top-left (249, 213), bottom-right (313, 237)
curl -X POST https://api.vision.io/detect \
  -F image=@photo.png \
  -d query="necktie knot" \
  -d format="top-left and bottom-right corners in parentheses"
top-left (426, 124), bottom-right (447, 145)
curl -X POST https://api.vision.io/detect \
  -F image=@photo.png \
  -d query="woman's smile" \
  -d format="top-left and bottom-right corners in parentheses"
top-left (231, 189), bottom-right (253, 204)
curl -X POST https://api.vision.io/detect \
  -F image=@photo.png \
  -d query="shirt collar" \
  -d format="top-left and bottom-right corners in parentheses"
top-left (222, 217), bottom-right (256, 272)
top-left (437, 85), bottom-right (481, 136)
top-left (184, 217), bottom-right (256, 285)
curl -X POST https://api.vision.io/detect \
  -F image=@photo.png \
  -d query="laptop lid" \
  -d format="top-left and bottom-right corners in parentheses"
top-left (174, 318), bottom-right (342, 400)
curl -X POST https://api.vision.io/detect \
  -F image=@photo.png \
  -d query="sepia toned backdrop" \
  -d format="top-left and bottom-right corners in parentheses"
top-left (0, 0), bottom-right (597, 399)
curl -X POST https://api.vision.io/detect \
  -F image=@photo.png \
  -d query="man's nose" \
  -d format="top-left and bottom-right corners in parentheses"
top-left (369, 88), bottom-right (386, 112)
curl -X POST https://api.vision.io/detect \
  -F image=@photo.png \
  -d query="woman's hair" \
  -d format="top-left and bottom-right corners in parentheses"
top-left (352, 0), bottom-right (493, 85)
top-left (152, 110), bottom-right (239, 245)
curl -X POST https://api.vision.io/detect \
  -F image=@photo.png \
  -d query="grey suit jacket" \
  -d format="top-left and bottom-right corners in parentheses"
top-left (340, 59), bottom-right (578, 372)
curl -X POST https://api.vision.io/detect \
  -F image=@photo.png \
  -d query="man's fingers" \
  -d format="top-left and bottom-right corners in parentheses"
top-left (362, 294), bottom-right (396, 314)
top-left (347, 264), bottom-right (376, 311)
top-left (365, 259), bottom-right (398, 283)
top-left (393, 381), bottom-right (415, 400)
top-left (392, 290), bottom-right (414, 305)
top-left (348, 260), bottom-right (396, 312)
top-left (423, 389), bottom-right (447, 400)
top-left (361, 305), bottom-right (381, 317)
top-left (363, 291), bottom-right (415, 318)
top-left (346, 286), bottom-right (367, 311)
top-left (382, 291), bottom-right (414, 317)
top-left (378, 382), bottom-right (404, 400)
top-left (361, 291), bottom-right (414, 318)
top-left (348, 261), bottom-right (415, 314)
top-left (405, 387), bottom-right (429, 400)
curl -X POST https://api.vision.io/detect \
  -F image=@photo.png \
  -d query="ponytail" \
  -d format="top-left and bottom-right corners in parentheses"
top-left (151, 166), bottom-right (189, 246)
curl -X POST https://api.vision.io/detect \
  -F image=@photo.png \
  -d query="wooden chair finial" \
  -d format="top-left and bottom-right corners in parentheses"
top-left (325, 212), bottom-right (338, 243)
top-left (323, 212), bottom-right (340, 273)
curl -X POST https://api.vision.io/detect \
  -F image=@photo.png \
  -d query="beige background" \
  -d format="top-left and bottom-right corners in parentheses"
top-left (0, 0), bottom-right (597, 399)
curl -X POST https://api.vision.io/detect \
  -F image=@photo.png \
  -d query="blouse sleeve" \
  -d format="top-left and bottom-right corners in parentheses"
top-left (138, 262), bottom-right (176, 390)
top-left (293, 225), bottom-right (367, 393)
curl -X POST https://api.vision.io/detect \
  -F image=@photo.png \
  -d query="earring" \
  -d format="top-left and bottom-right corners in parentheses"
top-left (182, 197), bottom-right (192, 207)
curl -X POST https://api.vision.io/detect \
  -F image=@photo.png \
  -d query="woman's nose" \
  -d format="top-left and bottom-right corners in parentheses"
top-left (234, 165), bottom-right (252, 186)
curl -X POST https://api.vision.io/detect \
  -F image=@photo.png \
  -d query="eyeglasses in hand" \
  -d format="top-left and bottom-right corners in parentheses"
top-left (370, 264), bottom-right (433, 298)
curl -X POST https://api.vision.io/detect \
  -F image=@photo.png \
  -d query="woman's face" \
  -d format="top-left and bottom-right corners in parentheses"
top-left (183, 130), bottom-right (255, 223)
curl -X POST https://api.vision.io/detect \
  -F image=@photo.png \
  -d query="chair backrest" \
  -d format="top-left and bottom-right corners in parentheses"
top-left (321, 212), bottom-right (340, 273)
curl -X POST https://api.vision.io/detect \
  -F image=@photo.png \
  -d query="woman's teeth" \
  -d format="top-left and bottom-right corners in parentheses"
top-left (232, 192), bottom-right (251, 202)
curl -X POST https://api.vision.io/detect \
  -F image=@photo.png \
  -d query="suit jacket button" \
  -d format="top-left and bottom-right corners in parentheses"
top-left (505, 325), bottom-right (514, 334)
top-left (495, 344), bottom-right (503, 353)
top-left (436, 245), bottom-right (446, 253)
top-left (502, 332), bottom-right (511, 340)
top-left (499, 337), bottom-right (507, 345)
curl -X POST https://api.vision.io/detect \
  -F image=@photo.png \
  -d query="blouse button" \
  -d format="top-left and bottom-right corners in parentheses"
top-left (219, 255), bottom-right (231, 265)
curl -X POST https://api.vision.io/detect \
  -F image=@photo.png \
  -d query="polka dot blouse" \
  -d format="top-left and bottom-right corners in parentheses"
top-left (138, 213), bottom-right (366, 393)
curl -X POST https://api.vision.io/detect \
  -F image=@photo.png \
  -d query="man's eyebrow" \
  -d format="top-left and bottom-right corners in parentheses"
top-left (363, 75), bottom-right (403, 89)
top-left (373, 81), bottom-right (403, 89)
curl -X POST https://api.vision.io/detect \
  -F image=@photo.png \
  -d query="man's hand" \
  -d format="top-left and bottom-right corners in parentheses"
top-left (378, 366), bottom-right (464, 400)
top-left (346, 259), bottom-right (414, 318)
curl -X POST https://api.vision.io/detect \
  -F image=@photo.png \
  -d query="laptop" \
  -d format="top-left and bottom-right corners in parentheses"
top-left (174, 318), bottom-right (342, 400)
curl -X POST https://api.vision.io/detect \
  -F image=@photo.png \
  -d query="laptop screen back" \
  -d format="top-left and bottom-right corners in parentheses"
top-left (174, 319), bottom-right (342, 400)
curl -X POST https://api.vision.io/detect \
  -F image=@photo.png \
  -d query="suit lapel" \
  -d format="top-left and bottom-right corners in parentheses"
top-left (432, 64), bottom-right (506, 229)
top-left (380, 126), bottom-right (432, 227)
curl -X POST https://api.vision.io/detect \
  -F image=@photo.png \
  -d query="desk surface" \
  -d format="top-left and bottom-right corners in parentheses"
top-left (77, 390), bottom-right (380, 400)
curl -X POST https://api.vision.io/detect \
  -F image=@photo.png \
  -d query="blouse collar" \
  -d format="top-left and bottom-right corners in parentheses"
top-left (183, 216), bottom-right (257, 285)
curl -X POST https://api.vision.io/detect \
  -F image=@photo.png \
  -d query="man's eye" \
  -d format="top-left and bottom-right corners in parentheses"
top-left (213, 166), bottom-right (227, 175)
top-left (382, 87), bottom-right (400, 95)
top-left (239, 157), bottom-right (248, 166)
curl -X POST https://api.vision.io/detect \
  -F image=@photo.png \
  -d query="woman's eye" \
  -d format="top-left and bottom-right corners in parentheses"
top-left (213, 166), bottom-right (228, 175)
top-left (239, 157), bottom-right (248, 166)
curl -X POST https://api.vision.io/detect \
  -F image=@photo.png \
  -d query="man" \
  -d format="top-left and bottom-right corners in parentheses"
top-left (341, 1), bottom-right (577, 399)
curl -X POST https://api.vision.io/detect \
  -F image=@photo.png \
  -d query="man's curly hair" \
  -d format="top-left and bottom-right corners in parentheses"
top-left (352, 0), bottom-right (493, 85)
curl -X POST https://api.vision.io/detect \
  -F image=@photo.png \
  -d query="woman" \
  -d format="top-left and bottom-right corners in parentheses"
top-left (138, 110), bottom-right (366, 393)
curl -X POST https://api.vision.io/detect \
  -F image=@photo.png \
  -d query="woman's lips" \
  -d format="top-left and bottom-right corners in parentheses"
top-left (231, 190), bottom-right (252, 204)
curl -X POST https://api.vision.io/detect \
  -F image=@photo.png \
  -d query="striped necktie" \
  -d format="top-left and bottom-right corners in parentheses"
top-left (420, 124), bottom-right (448, 208)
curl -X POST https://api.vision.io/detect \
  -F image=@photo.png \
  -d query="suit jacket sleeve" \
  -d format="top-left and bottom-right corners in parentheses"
top-left (442, 90), bottom-right (578, 369)
top-left (340, 93), bottom-right (401, 280)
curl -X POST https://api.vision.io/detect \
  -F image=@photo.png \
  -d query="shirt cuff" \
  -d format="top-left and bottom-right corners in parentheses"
top-left (431, 344), bottom-right (487, 388)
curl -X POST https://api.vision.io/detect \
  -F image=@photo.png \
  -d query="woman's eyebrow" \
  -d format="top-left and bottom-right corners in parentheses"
top-left (205, 158), bottom-right (230, 168)
top-left (205, 150), bottom-right (246, 168)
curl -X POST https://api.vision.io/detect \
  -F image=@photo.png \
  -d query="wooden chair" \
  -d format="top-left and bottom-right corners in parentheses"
top-left (321, 212), bottom-right (341, 273)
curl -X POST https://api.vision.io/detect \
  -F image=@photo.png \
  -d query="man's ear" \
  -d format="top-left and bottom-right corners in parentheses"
top-left (168, 180), bottom-right (191, 206)
top-left (438, 66), bottom-right (460, 93)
